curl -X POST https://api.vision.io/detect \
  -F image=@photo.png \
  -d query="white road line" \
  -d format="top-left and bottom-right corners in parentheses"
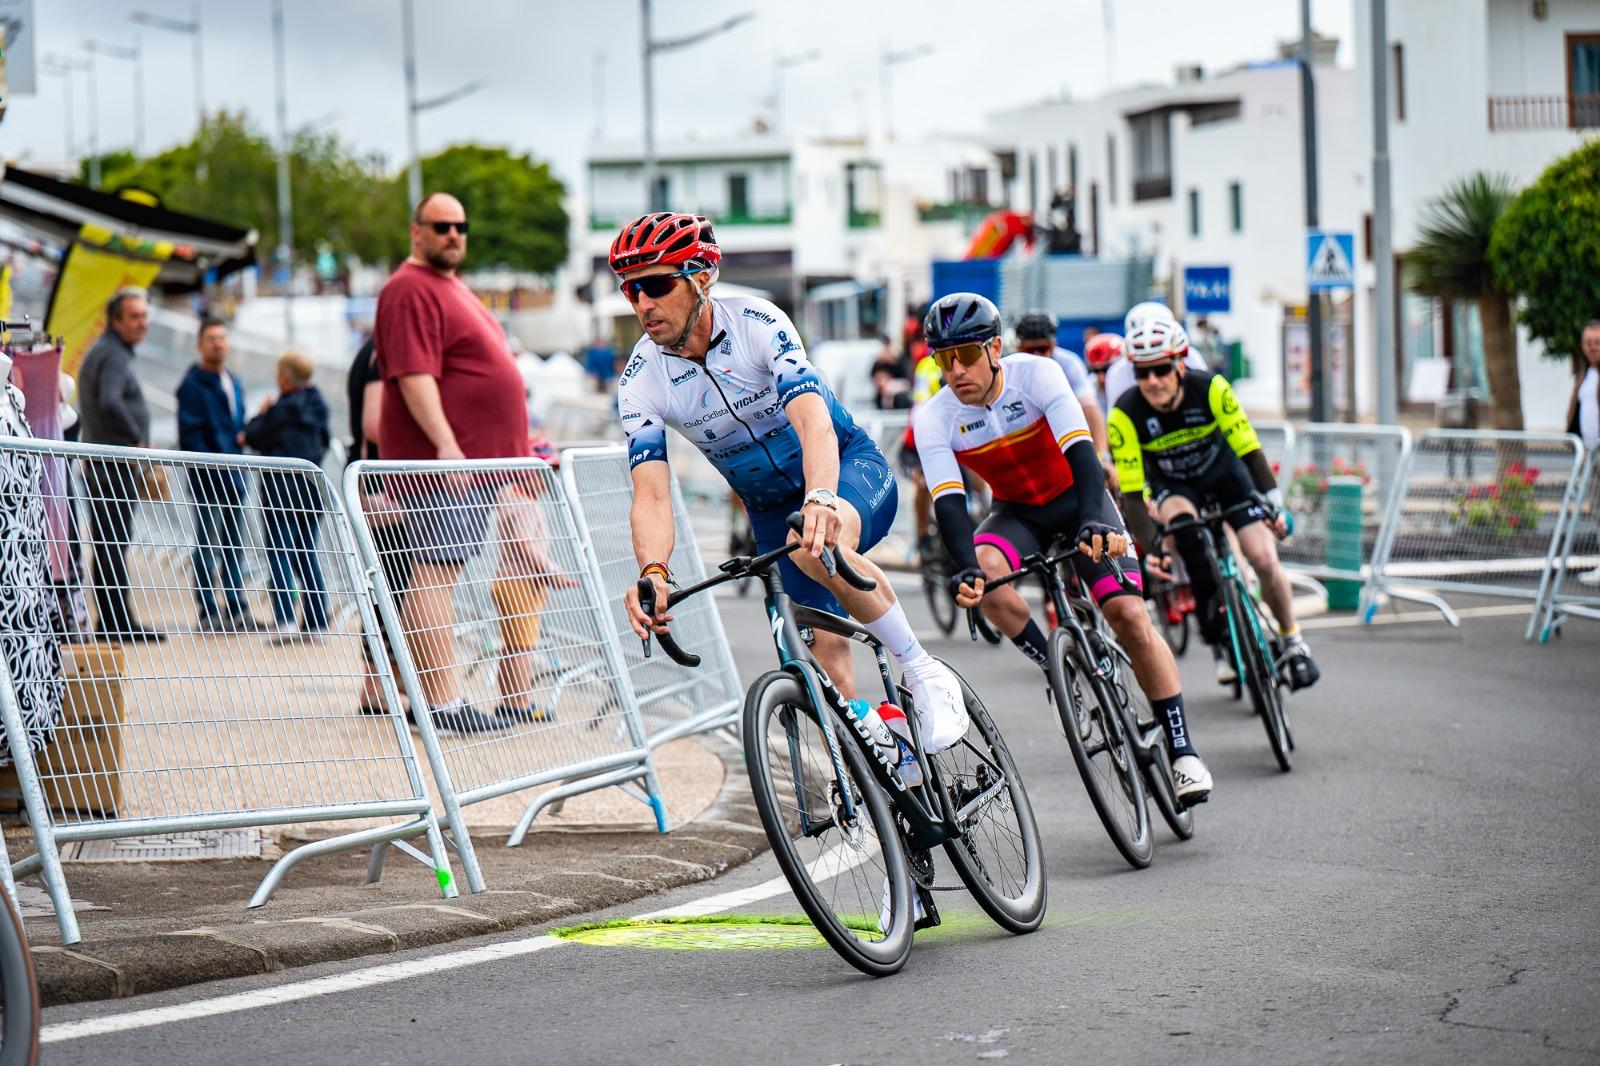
top-left (43, 837), bottom-right (879, 1043)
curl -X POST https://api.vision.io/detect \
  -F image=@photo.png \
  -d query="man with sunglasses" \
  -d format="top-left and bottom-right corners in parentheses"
top-left (1104, 302), bottom-right (1208, 409)
top-left (1013, 310), bottom-right (1110, 466)
top-left (613, 212), bottom-right (970, 763)
top-left (915, 293), bottom-right (1213, 808)
top-left (374, 191), bottom-right (529, 735)
top-left (1107, 319), bottom-right (1321, 692)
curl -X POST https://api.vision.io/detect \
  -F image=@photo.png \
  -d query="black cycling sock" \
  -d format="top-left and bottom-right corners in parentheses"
top-left (1153, 694), bottom-right (1197, 758)
top-left (1170, 523), bottom-right (1223, 644)
top-left (1010, 619), bottom-right (1051, 672)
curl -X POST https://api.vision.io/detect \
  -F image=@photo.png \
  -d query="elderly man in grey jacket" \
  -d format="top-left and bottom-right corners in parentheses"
top-left (76, 288), bottom-right (165, 643)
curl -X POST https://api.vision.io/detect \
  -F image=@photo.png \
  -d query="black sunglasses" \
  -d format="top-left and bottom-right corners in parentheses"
top-left (427, 220), bottom-right (470, 235)
top-left (620, 267), bottom-right (704, 303)
top-left (1134, 361), bottom-right (1177, 380)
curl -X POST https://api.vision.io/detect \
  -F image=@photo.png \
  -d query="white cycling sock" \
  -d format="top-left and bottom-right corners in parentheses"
top-left (862, 601), bottom-right (925, 668)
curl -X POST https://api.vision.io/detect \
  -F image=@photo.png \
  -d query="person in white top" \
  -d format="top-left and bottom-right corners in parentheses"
top-left (1105, 301), bottom-right (1209, 409)
top-left (1569, 321), bottom-right (1600, 586)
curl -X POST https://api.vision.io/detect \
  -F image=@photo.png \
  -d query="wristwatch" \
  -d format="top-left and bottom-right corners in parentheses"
top-left (803, 488), bottom-right (839, 511)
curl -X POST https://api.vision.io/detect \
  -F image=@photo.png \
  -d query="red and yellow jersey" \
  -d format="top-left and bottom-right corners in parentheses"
top-left (911, 355), bottom-right (1092, 507)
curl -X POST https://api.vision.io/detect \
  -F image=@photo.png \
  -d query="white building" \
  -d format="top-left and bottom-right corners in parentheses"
top-left (1352, 0), bottom-right (1598, 429)
top-left (987, 45), bottom-right (1363, 416)
top-left (581, 134), bottom-right (1000, 347)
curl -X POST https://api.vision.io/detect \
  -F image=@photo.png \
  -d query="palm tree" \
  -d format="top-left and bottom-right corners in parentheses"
top-left (1405, 172), bottom-right (1522, 431)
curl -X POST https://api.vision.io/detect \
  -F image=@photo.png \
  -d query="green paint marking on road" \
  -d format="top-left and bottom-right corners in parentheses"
top-left (552, 915), bottom-right (878, 951)
top-left (435, 868), bottom-right (453, 894)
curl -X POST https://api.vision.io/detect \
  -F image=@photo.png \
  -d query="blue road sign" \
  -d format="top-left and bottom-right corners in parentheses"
top-left (1307, 231), bottom-right (1355, 291)
top-left (1183, 265), bottom-right (1231, 313)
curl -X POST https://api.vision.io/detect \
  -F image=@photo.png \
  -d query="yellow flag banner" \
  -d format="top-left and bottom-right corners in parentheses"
top-left (47, 222), bottom-right (173, 377)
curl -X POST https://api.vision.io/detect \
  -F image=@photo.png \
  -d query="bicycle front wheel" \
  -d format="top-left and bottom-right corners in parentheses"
top-left (1048, 629), bottom-right (1153, 868)
top-left (0, 882), bottom-right (40, 1066)
top-left (928, 660), bottom-right (1046, 934)
top-left (743, 671), bottom-right (915, 976)
top-left (923, 570), bottom-right (958, 637)
top-left (1225, 582), bottom-right (1292, 772)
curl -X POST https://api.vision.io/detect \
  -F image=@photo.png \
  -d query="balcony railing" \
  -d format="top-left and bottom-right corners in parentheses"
top-left (1486, 94), bottom-right (1600, 131)
top-left (1132, 175), bottom-right (1173, 203)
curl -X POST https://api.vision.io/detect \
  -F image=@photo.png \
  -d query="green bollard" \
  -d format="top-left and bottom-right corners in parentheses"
top-left (1324, 475), bottom-right (1364, 610)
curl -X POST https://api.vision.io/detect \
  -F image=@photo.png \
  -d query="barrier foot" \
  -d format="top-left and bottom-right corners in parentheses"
top-left (249, 818), bottom-right (433, 909)
top-left (506, 765), bottom-right (652, 848)
top-left (364, 842), bottom-right (387, 886)
top-left (1382, 587), bottom-right (1461, 626)
top-left (649, 794), bottom-right (669, 834)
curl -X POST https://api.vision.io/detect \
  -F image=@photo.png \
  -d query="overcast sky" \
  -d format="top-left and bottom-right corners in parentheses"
top-left (4, 0), bottom-right (1352, 191)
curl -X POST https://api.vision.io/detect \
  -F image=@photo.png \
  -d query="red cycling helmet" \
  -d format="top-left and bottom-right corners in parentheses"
top-left (1084, 333), bottom-right (1125, 371)
top-left (609, 212), bottom-right (721, 275)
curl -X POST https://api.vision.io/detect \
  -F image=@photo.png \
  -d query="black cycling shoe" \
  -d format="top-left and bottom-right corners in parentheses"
top-left (1283, 639), bottom-right (1321, 691)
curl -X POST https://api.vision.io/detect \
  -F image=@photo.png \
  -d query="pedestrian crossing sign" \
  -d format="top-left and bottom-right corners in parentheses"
top-left (1307, 231), bottom-right (1355, 292)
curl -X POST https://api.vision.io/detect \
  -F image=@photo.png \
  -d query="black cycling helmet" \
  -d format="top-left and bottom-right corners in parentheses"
top-left (924, 293), bottom-right (1003, 350)
top-left (1013, 310), bottom-right (1058, 343)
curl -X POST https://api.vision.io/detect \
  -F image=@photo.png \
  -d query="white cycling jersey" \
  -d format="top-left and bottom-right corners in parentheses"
top-left (618, 294), bottom-right (871, 512)
top-left (1024, 347), bottom-right (1096, 407)
top-left (1102, 350), bottom-right (1209, 410)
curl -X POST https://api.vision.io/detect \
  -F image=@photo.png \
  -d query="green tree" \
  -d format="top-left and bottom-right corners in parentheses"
top-left (411, 145), bottom-right (569, 273)
top-left (1489, 139), bottom-right (1600, 372)
top-left (1405, 172), bottom-right (1523, 431)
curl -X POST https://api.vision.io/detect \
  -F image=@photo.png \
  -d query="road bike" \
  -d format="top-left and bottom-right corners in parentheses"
top-left (1165, 494), bottom-right (1295, 772)
top-left (968, 544), bottom-right (1194, 870)
top-left (1148, 573), bottom-right (1193, 658)
top-left (640, 516), bottom-right (1045, 976)
top-left (917, 531), bottom-right (961, 637)
top-left (0, 879), bottom-right (40, 1066)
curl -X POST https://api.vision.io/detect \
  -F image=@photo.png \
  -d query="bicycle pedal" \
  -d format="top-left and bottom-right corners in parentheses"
top-left (914, 887), bottom-right (942, 930)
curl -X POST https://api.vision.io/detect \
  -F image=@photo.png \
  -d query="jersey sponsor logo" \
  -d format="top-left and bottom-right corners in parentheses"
top-left (772, 330), bottom-right (802, 357)
top-left (699, 388), bottom-right (716, 409)
top-left (618, 352), bottom-right (646, 386)
top-left (1146, 416), bottom-right (1162, 437)
top-left (669, 364), bottom-right (699, 385)
top-left (682, 408), bottom-right (730, 428)
top-left (750, 400), bottom-right (784, 420)
top-left (741, 306), bottom-right (776, 326)
top-left (1107, 422), bottom-right (1124, 450)
top-left (959, 418), bottom-right (985, 433)
top-left (621, 410), bottom-right (643, 424)
top-left (1002, 400), bottom-right (1026, 421)
top-left (1220, 390), bottom-right (1240, 416)
top-left (732, 386), bottom-right (775, 410)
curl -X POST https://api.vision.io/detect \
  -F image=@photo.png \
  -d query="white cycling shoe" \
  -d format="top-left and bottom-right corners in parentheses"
top-left (902, 657), bottom-right (969, 754)
top-left (878, 877), bottom-right (927, 934)
top-left (1172, 754), bottom-right (1213, 808)
top-left (1214, 652), bottom-right (1238, 686)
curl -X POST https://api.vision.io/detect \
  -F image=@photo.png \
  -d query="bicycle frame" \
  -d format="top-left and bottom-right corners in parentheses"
top-left (1168, 505), bottom-right (1283, 680)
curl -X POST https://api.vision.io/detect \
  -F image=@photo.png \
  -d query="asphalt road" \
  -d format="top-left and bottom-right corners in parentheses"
top-left (37, 586), bottom-right (1600, 1065)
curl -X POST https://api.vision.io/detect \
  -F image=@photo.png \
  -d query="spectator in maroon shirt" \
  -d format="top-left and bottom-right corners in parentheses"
top-left (373, 192), bottom-right (529, 736)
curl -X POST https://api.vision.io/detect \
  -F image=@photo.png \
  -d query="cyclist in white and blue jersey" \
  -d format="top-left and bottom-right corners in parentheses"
top-left (613, 212), bottom-right (969, 753)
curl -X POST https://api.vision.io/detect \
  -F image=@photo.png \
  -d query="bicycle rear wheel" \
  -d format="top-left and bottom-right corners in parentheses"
top-left (1225, 582), bottom-right (1292, 772)
top-left (927, 661), bottom-right (1046, 934)
top-left (1113, 654), bottom-right (1195, 841)
top-left (1048, 629), bottom-right (1153, 868)
top-left (743, 671), bottom-right (915, 976)
top-left (0, 883), bottom-right (40, 1066)
top-left (1152, 585), bottom-right (1190, 658)
top-left (923, 570), bottom-right (957, 637)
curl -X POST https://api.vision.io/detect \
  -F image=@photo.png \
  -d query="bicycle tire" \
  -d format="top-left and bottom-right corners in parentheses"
top-left (1113, 653), bottom-right (1195, 841)
top-left (1152, 588), bottom-right (1190, 658)
top-left (1224, 582), bottom-right (1292, 772)
top-left (1047, 628), bottom-right (1153, 868)
top-left (742, 671), bottom-right (915, 976)
top-left (0, 883), bottom-right (40, 1066)
top-left (923, 572), bottom-right (958, 637)
top-left (927, 660), bottom-right (1047, 933)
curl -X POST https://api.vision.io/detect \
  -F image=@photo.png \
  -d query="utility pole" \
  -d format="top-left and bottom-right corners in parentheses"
top-left (42, 56), bottom-right (89, 159)
top-left (772, 49), bottom-right (820, 133)
top-left (271, 0), bottom-right (295, 341)
top-left (86, 52), bottom-right (101, 188)
top-left (1298, 0), bottom-right (1328, 423)
top-left (85, 38), bottom-right (142, 156)
top-left (402, 0), bottom-right (486, 214)
top-left (640, 2), bottom-right (756, 211)
top-left (1371, 0), bottom-right (1397, 424)
top-left (130, 7), bottom-right (204, 129)
top-left (880, 43), bottom-right (934, 142)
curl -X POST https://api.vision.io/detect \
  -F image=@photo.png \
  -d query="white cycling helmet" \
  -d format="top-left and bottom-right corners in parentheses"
top-left (1124, 300), bottom-right (1177, 337)
top-left (1124, 318), bottom-right (1190, 364)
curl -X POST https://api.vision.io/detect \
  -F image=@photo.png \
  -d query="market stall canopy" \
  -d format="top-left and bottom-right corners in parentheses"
top-left (0, 163), bottom-right (258, 288)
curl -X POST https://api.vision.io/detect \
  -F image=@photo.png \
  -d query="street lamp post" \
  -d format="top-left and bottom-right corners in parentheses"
top-left (130, 7), bottom-right (204, 129)
top-left (401, 0), bottom-right (488, 211)
top-left (1371, 0), bottom-right (1398, 425)
top-left (1297, 0), bottom-right (1328, 423)
top-left (772, 49), bottom-right (820, 133)
top-left (271, 0), bottom-right (295, 341)
top-left (881, 43), bottom-right (933, 142)
top-left (84, 38), bottom-right (143, 156)
top-left (640, 2), bottom-right (756, 212)
top-left (41, 56), bottom-right (89, 160)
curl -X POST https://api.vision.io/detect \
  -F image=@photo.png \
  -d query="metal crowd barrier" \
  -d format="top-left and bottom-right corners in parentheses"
top-left (1279, 424), bottom-right (1412, 591)
top-left (855, 410), bottom-right (918, 565)
top-left (0, 439), bottom-right (454, 945)
top-left (1360, 430), bottom-right (1588, 628)
top-left (1253, 420), bottom-right (1297, 483)
top-left (1531, 446), bottom-right (1600, 641)
top-left (343, 458), bottom-right (665, 885)
top-left (559, 447), bottom-right (744, 760)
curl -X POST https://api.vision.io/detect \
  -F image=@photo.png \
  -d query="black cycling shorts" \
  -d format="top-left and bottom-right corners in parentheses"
top-left (1151, 455), bottom-right (1268, 531)
top-left (973, 491), bottom-right (1143, 605)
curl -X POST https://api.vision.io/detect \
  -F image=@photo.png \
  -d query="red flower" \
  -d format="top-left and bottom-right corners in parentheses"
top-left (1468, 487), bottom-right (1482, 498)
top-left (1318, 478), bottom-right (1329, 491)
top-left (1524, 468), bottom-right (1540, 484)
top-left (1490, 486), bottom-right (1501, 499)
top-left (1508, 515), bottom-right (1519, 528)
top-left (1508, 461), bottom-right (1524, 476)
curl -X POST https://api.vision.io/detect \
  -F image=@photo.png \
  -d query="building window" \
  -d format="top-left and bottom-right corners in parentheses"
top-left (1188, 189), bottom-right (1200, 237)
top-left (1106, 134), bottom-right (1117, 206)
top-left (1129, 110), bottom-right (1172, 201)
top-left (1027, 151), bottom-right (1039, 214)
top-left (1392, 43), bottom-right (1405, 122)
top-left (1570, 34), bottom-right (1600, 129)
top-left (728, 173), bottom-right (749, 220)
top-left (1047, 145), bottom-right (1058, 197)
top-left (651, 175), bottom-right (670, 211)
top-left (1229, 182), bottom-right (1243, 232)
top-left (1068, 143), bottom-right (1078, 191)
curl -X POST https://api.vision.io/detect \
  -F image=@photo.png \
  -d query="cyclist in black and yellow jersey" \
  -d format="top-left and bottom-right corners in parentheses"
top-left (1108, 318), bottom-right (1321, 691)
